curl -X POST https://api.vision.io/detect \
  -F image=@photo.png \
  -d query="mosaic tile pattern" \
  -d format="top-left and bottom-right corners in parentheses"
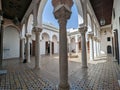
top-left (0, 55), bottom-right (120, 90)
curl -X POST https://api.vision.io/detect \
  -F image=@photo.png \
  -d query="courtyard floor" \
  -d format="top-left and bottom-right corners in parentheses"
top-left (0, 54), bottom-right (120, 90)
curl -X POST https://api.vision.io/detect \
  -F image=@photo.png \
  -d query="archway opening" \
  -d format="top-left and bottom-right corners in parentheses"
top-left (3, 26), bottom-right (20, 59)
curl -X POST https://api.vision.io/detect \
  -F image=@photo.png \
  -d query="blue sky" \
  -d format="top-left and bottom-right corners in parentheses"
top-left (42, 0), bottom-right (78, 29)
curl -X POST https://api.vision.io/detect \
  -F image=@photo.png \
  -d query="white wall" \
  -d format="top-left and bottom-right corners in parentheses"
top-left (3, 26), bottom-right (20, 59)
top-left (100, 27), bottom-right (112, 55)
top-left (112, 0), bottom-right (120, 61)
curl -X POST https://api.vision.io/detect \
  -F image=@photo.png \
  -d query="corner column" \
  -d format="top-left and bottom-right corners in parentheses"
top-left (25, 33), bottom-right (31, 63)
top-left (79, 26), bottom-right (88, 68)
top-left (33, 27), bottom-right (42, 69)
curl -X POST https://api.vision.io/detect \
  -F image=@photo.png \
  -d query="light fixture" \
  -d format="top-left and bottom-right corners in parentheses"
top-left (100, 1), bottom-right (105, 26)
top-left (100, 18), bottom-right (105, 26)
top-left (0, 10), bottom-right (3, 25)
top-left (13, 16), bottom-right (20, 25)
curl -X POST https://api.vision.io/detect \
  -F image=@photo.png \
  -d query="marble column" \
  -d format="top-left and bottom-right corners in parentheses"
top-left (52, 0), bottom-right (73, 89)
top-left (50, 41), bottom-right (52, 55)
top-left (75, 35), bottom-right (79, 54)
top-left (21, 38), bottom-right (25, 62)
top-left (88, 32), bottom-right (94, 61)
top-left (79, 26), bottom-right (88, 68)
top-left (25, 33), bottom-right (31, 63)
top-left (93, 36), bottom-right (97, 58)
top-left (33, 27), bottom-right (42, 69)
top-left (0, 16), bottom-right (3, 66)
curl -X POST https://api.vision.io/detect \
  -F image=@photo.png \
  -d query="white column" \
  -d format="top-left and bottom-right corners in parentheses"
top-left (89, 33), bottom-right (94, 61)
top-left (52, 0), bottom-right (73, 89)
top-left (21, 38), bottom-right (25, 62)
top-left (50, 41), bottom-right (52, 55)
top-left (75, 35), bottom-right (79, 54)
top-left (98, 40), bottom-right (101, 56)
top-left (25, 33), bottom-right (31, 63)
top-left (58, 16), bottom-right (69, 90)
top-left (96, 40), bottom-right (99, 56)
top-left (94, 37), bottom-right (97, 58)
top-left (79, 26), bottom-right (88, 68)
top-left (33, 27), bottom-right (42, 69)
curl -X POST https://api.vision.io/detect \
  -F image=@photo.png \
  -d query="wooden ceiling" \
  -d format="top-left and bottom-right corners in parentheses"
top-left (1, 0), bottom-right (113, 26)
top-left (2, 0), bottom-right (32, 22)
top-left (89, 0), bottom-right (113, 26)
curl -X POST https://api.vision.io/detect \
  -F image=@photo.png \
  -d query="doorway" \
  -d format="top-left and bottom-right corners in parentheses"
top-left (107, 45), bottom-right (112, 54)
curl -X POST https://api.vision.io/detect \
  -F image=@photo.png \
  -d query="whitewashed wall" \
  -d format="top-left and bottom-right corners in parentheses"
top-left (3, 26), bottom-right (20, 59)
top-left (112, 0), bottom-right (120, 62)
top-left (100, 27), bottom-right (112, 55)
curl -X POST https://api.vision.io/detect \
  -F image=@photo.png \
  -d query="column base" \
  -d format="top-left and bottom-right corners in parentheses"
top-left (58, 83), bottom-right (70, 90)
top-left (82, 65), bottom-right (88, 68)
top-left (34, 66), bottom-right (40, 70)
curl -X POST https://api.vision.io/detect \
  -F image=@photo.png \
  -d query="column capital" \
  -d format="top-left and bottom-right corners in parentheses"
top-left (21, 37), bottom-right (25, 40)
top-left (53, 3), bottom-right (73, 20)
top-left (79, 26), bottom-right (87, 34)
top-left (52, 0), bottom-right (73, 11)
top-left (88, 31), bottom-right (94, 38)
top-left (32, 26), bottom-right (42, 33)
top-left (93, 36), bottom-right (97, 41)
top-left (25, 33), bottom-right (31, 38)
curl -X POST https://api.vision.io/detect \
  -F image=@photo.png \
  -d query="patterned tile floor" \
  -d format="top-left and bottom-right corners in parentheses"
top-left (0, 54), bottom-right (120, 90)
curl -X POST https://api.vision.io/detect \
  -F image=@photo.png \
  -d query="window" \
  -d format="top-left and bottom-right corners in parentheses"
top-left (107, 37), bottom-right (111, 41)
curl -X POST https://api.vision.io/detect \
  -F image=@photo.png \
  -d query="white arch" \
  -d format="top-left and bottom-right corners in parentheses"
top-left (37, 0), bottom-right (47, 27)
top-left (87, 14), bottom-right (92, 32)
top-left (74, 0), bottom-right (83, 25)
top-left (42, 32), bottom-right (50, 41)
top-left (52, 35), bottom-right (57, 42)
top-left (27, 14), bottom-right (33, 34)
top-left (3, 26), bottom-right (20, 59)
top-left (21, 24), bottom-right (25, 38)
top-left (37, 0), bottom-right (84, 26)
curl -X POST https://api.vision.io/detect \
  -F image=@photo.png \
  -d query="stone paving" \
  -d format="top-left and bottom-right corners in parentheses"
top-left (0, 54), bottom-right (120, 90)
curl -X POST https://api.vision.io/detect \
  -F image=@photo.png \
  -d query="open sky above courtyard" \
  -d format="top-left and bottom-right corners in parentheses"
top-left (42, 0), bottom-right (79, 29)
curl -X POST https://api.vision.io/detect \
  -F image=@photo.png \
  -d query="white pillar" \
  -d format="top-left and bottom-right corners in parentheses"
top-left (25, 33), bottom-right (31, 63)
top-left (33, 27), bottom-right (42, 69)
top-left (88, 33), bottom-right (94, 61)
top-left (79, 26), bottom-right (88, 68)
top-left (94, 37), bottom-right (97, 58)
top-left (75, 35), bottom-right (79, 54)
top-left (52, 0), bottom-right (73, 89)
top-left (21, 38), bottom-right (25, 62)
top-left (50, 41), bottom-right (52, 55)
top-left (58, 16), bottom-right (69, 90)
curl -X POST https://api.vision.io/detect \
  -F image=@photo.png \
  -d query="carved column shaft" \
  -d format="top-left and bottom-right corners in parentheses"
top-left (52, 0), bottom-right (73, 89)
top-left (58, 15), bottom-right (69, 89)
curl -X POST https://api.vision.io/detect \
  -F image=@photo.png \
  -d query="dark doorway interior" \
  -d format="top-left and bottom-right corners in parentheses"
top-left (32, 40), bottom-right (35, 56)
top-left (114, 29), bottom-right (119, 64)
top-left (52, 42), bottom-right (54, 54)
top-left (107, 45), bottom-right (112, 54)
top-left (46, 41), bottom-right (50, 54)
